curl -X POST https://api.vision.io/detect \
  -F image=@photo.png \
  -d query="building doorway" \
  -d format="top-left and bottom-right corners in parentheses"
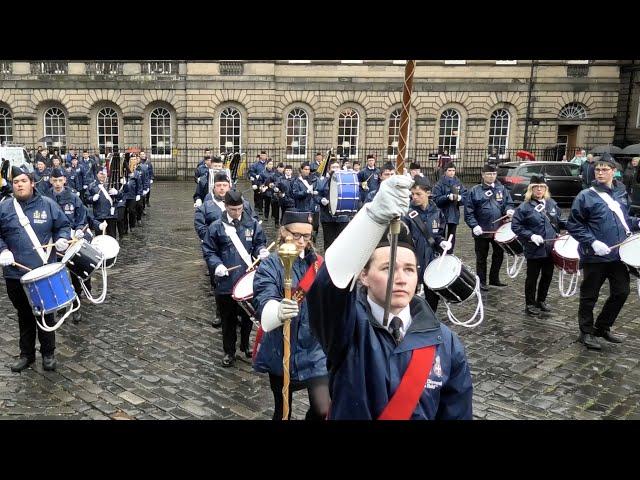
top-left (557, 125), bottom-right (579, 161)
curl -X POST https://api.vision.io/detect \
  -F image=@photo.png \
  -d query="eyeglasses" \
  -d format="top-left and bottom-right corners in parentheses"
top-left (285, 228), bottom-right (312, 241)
top-left (595, 168), bottom-right (612, 172)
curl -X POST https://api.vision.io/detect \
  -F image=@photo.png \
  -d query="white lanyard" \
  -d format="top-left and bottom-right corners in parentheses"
top-left (300, 177), bottom-right (313, 191)
top-left (590, 187), bottom-right (630, 235)
top-left (223, 221), bottom-right (253, 268)
top-left (98, 184), bottom-right (113, 206)
top-left (13, 199), bottom-right (52, 265)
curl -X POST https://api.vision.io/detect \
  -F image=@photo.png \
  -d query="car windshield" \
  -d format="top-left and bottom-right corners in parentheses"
top-left (544, 164), bottom-right (577, 176)
top-left (517, 164), bottom-right (543, 177)
top-left (497, 166), bottom-right (517, 176)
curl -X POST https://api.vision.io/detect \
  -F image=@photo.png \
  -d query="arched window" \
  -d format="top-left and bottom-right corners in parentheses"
top-left (219, 107), bottom-right (241, 153)
top-left (286, 108), bottom-right (308, 158)
top-left (150, 107), bottom-right (172, 155)
top-left (387, 108), bottom-right (410, 158)
top-left (337, 108), bottom-right (359, 158)
top-left (438, 109), bottom-right (460, 155)
top-left (559, 103), bottom-right (587, 119)
top-left (488, 109), bottom-right (510, 156)
top-left (0, 107), bottom-right (13, 144)
top-left (97, 107), bottom-right (119, 155)
top-left (44, 107), bottom-right (66, 148)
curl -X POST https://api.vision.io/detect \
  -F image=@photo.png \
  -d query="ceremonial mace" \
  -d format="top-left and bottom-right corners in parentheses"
top-left (278, 236), bottom-right (299, 420)
top-left (383, 60), bottom-right (416, 327)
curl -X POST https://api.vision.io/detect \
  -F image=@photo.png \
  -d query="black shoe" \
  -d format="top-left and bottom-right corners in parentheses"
top-left (72, 311), bottom-right (82, 324)
top-left (594, 329), bottom-right (624, 343)
top-left (578, 333), bottom-right (602, 350)
top-left (489, 281), bottom-right (508, 287)
top-left (11, 356), bottom-right (35, 373)
top-left (536, 301), bottom-right (551, 312)
top-left (525, 305), bottom-right (540, 316)
top-left (222, 354), bottom-right (235, 367)
top-left (241, 346), bottom-right (252, 359)
top-left (42, 354), bottom-right (57, 371)
top-left (211, 317), bottom-right (222, 328)
top-left (480, 283), bottom-right (489, 292)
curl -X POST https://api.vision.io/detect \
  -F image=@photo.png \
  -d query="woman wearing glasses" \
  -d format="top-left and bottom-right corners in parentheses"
top-left (252, 210), bottom-right (330, 420)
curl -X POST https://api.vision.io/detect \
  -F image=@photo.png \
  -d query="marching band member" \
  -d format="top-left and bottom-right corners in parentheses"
top-left (318, 160), bottom-right (351, 251)
top-left (464, 164), bottom-right (514, 291)
top-left (270, 163), bottom-right (285, 227)
top-left (202, 190), bottom-right (268, 367)
top-left (139, 150), bottom-right (154, 207)
top-left (433, 162), bottom-right (467, 253)
top-left (292, 162), bottom-right (321, 242)
top-left (257, 159), bottom-right (277, 222)
top-left (193, 156), bottom-right (230, 206)
top-left (123, 154), bottom-right (143, 231)
top-left (248, 151), bottom-right (268, 214)
top-left (511, 176), bottom-right (567, 317)
top-left (305, 174), bottom-right (472, 419)
top-left (566, 155), bottom-right (640, 350)
top-left (33, 159), bottom-right (51, 196)
top-left (276, 165), bottom-right (296, 224)
top-left (87, 168), bottom-right (120, 239)
top-left (364, 162), bottom-right (395, 203)
top-left (408, 161), bottom-right (424, 179)
top-left (0, 167), bottom-right (71, 372)
top-left (357, 154), bottom-right (380, 204)
top-left (252, 210), bottom-right (330, 420)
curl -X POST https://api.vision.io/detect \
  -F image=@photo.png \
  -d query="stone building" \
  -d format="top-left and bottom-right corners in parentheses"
top-left (0, 60), bottom-right (626, 177)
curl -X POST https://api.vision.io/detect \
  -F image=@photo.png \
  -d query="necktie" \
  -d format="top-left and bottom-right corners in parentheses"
top-left (389, 316), bottom-right (403, 345)
top-left (232, 218), bottom-right (241, 229)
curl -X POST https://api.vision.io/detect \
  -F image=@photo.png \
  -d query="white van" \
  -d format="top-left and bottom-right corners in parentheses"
top-left (0, 144), bottom-right (34, 173)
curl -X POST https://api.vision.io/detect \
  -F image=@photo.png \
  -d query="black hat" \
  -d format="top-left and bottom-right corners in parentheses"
top-left (529, 175), bottom-right (547, 186)
top-left (444, 162), bottom-right (456, 170)
top-left (595, 152), bottom-right (617, 168)
top-left (381, 162), bottom-right (395, 172)
top-left (482, 164), bottom-right (497, 173)
top-left (367, 154), bottom-right (376, 160)
top-left (277, 162), bottom-right (285, 168)
top-left (10, 166), bottom-right (30, 180)
top-left (412, 176), bottom-right (432, 191)
top-left (51, 168), bottom-right (65, 178)
top-left (211, 155), bottom-right (223, 163)
top-left (409, 162), bottom-right (421, 170)
top-left (300, 161), bottom-right (310, 169)
top-left (213, 172), bottom-right (230, 184)
top-left (282, 210), bottom-right (313, 226)
top-left (224, 190), bottom-right (243, 206)
top-left (376, 221), bottom-right (415, 253)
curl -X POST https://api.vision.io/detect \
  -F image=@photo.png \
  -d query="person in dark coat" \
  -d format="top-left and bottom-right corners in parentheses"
top-left (292, 162), bottom-right (321, 241)
top-left (275, 165), bottom-right (296, 223)
top-left (511, 176), bottom-right (567, 317)
top-left (433, 162), bottom-right (467, 253)
top-left (248, 151), bottom-right (268, 213)
top-left (364, 163), bottom-right (395, 204)
top-left (318, 159), bottom-right (353, 251)
top-left (87, 168), bottom-right (120, 238)
top-left (357, 154), bottom-right (380, 204)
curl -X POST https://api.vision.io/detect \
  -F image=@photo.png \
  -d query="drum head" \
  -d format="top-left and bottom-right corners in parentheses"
top-left (619, 234), bottom-right (640, 268)
top-left (20, 262), bottom-right (65, 283)
top-left (424, 255), bottom-right (462, 290)
top-left (232, 270), bottom-right (256, 301)
top-left (91, 235), bottom-right (120, 259)
top-left (554, 235), bottom-right (579, 259)
top-left (494, 222), bottom-right (515, 243)
top-left (329, 176), bottom-right (338, 215)
top-left (61, 239), bottom-right (85, 263)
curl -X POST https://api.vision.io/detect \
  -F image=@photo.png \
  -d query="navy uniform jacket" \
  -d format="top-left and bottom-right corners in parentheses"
top-left (511, 198), bottom-right (566, 260)
top-left (433, 176), bottom-right (468, 224)
top-left (318, 174), bottom-right (352, 224)
top-left (87, 182), bottom-right (121, 220)
top-left (33, 168), bottom-right (52, 195)
top-left (138, 162), bottom-right (151, 192)
top-left (79, 159), bottom-right (95, 188)
top-left (566, 181), bottom-right (640, 264)
top-left (194, 195), bottom-right (256, 241)
top-left (201, 212), bottom-right (267, 294)
top-left (306, 266), bottom-right (473, 420)
top-left (122, 172), bottom-right (142, 201)
top-left (248, 160), bottom-right (266, 184)
top-left (257, 169), bottom-right (277, 200)
top-left (141, 159), bottom-right (154, 186)
top-left (276, 175), bottom-right (296, 209)
top-left (292, 176), bottom-right (320, 213)
top-left (252, 250), bottom-right (328, 381)
top-left (357, 167), bottom-right (380, 203)
top-left (464, 181), bottom-right (514, 235)
top-left (0, 192), bottom-right (71, 280)
top-left (64, 165), bottom-right (83, 191)
top-left (405, 202), bottom-right (446, 282)
top-left (47, 186), bottom-right (88, 230)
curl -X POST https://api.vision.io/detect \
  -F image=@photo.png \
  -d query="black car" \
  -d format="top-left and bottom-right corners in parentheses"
top-left (496, 161), bottom-right (583, 206)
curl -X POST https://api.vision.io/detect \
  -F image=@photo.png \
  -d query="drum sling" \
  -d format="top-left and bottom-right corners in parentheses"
top-left (407, 210), bottom-right (435, 247)
top-left (13, 199), bottom-right (52, 265)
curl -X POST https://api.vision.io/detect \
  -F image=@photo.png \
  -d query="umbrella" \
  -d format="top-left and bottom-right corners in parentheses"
top-left (621, 143), bottom-right (640, 155)
top-left (516, 150), bottom-right (536, 161)
top-left (38, 136), bottom-right (54, 144)
top-left (590, 145), bottom-right (623, 154)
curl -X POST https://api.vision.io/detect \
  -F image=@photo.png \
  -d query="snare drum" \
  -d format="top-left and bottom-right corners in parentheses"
top-left (552, 234), bottom-right (580, 274)
top-left (20, 263), bottom-right (77, 315)
top-left (494, 222), bottom-right (523, 256)
top-left (619, 233), bottom-right (640, 268)
top-left (61, 239), bottom-right (104, 280)
top-left (232, 270), bottom-right (257, 318)
top-left (330, 171), bottom-right (360, 215)
top-left (91, 235), bottom-right (120, 268)
top-left (424, 255), bottom-right (477, 304)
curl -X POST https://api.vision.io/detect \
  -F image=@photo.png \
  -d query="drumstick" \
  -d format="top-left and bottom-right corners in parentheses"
top-left (226, 264), bottom-right (244, 272)
top-left (12, 262), bottom-right (32, 272)
top-left (436, 235), bottom-right (454, 271)
top-left (610, 238), bottom-right (632, 250)
top-left (492, 214), bottom-right (510, 224)
top-left (246, 241), bottom-right (277, 272)
top-left (34, 238), bottom-right (80, 249)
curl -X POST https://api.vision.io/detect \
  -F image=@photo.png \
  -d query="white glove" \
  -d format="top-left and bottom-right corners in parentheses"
top-left (109, 188), bottom-right (118, 195)
top-left (214, 264), bottom-right (229, 277)
top-left (448, 193), bottom-right (455, 201)
top-left (136, 195), bottom-right (141, 201)
top-left (74, 229), bottom-right (85, 239)
top-left (312, 190), bottom-right (318, 196)
top-left (75, 191), bottom-right (81, 197)
top-left (55, 238), bottom-right (69, 252)
top-left (367, 174), bottom-right (413, 225)
top-left (472, 226), bottom-right (484, 236)
top-left (439, 240), bottom-right (452, 251)
top-left (592, 240), bottom-right (611, 256)
top-left (258, 248), bottom-right (270, 260)
top-left (150, 180), bottom-right (154, 184)
top-left (278, 298), bottom-right (299, 322)
top-left (456, 195), bottom-right (462, 201)
top-left (252, 184), bottom-right (258, 190)
top-left (0, 249), bottom-right (15, 267)
top-left (83, 185), bottom-right (88, 190)
top-left (531, 234), bottom-right (544, 246)
top-left (92, 193), bottom-right (100, 202)
top-left (1, 178), bottom-right (6, 187)
top-left (120, 178), bottom-right (126, 185)
top-left (143, 189), bottom-right (149, 195)
top-left (99, 221), bottom-right (108, 231)
top-left (506, 209), bottom-right (515, 217)
top-left (320, 197), bottom-right (329, 206)
top-left (194, 199), bottom-right (203, 208)
top-left (273, 187), bottom-right (279, 193)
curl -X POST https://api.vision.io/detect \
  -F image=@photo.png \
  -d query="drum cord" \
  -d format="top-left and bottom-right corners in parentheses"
top-left (35, 300), bottom-right (81, 332)
top-left (80, 261), bottom-right (108, 304)
top-left (441, 275), bottom-right (484, 328)
top-left (558, 269), bottom-right (580, 298)
top-left (505, 254), bottom-right (526, 279)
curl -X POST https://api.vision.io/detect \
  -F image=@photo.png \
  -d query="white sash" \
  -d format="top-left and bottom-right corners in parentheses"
top-left (13, 199), bottom-right (52, 265)
top-left (223, 221), bottom-right (253, 268)
top-left (98, 183), bottom-right (113, 206)
top-left (212, 197), bottom-right (225, 211)
top-left (299, 176), bottom-right (313, 192)
top-left (590, 187), bottom-right (630, 235)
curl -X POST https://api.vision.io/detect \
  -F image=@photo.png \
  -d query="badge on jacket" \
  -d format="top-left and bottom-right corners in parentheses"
top-left (495, 191), bottom-right (503, 202)
top-left (534, 203), bottom-right (545, 213)
top-left (432, 219), bottom-right (439, 230)
top-left (484, 190), bottom-right (493, 198)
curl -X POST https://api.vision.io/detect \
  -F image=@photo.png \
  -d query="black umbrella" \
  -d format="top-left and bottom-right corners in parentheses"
top-left (38, 136), bottom-right (54, 144)
top-left (590, 145), bottom-right (623, 154)
top-left (621, 143), bottom-right (640, 155)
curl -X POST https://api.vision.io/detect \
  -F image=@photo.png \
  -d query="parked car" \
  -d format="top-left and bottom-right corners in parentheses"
top-left (496, 161), bottom-right (583, 207)
top-left (0, 143), bottom-right (34, 173)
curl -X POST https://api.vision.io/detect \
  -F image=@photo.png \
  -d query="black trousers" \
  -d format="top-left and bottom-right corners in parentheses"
top-left (5, 279), bottom-right (55, 358)
top-left (116, 206), bottom-right (127, 236)
top-left (321, 222), bottom-right (348, 251)
top-left (146, 188), bottom-right (151, 205)
top-left (578, 262), bottom-right (630, 334)
top-left (136, 199), bottom-right (144, 221)
top-left (446, 223), bottom-right (458, 252)
top-left (268, 374), bottom-right (330, 421)
top-left (125, 199), bottom-right (137, 229)
top-left (271, 199), bottom-right (280, 225)
top-left (95, 218), bottom-right (118, 239)
top-left (263, 195), bottom-right (272, 219)
top-left (216, 294), bottom-right (252, 356)
top-left (253, 189), bottom-right (263, 212)
top-left (525, 257), bottom-right (554, 306)
top-left (473, 237), bottom-right (504, 284)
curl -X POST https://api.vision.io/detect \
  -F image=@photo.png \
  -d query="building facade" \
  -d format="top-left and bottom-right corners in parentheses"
top-left (0, 60), bottom-right (626, 177)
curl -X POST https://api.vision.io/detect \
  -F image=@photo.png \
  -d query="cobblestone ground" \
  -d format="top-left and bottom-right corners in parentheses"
top-left (1, 181), bottom-right (639, 420)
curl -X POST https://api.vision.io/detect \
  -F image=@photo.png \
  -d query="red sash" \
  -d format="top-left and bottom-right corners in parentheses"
top-left (252, 255), bottom-right (324, 362)
top-left (378, 345), bottom-right (436, 420)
